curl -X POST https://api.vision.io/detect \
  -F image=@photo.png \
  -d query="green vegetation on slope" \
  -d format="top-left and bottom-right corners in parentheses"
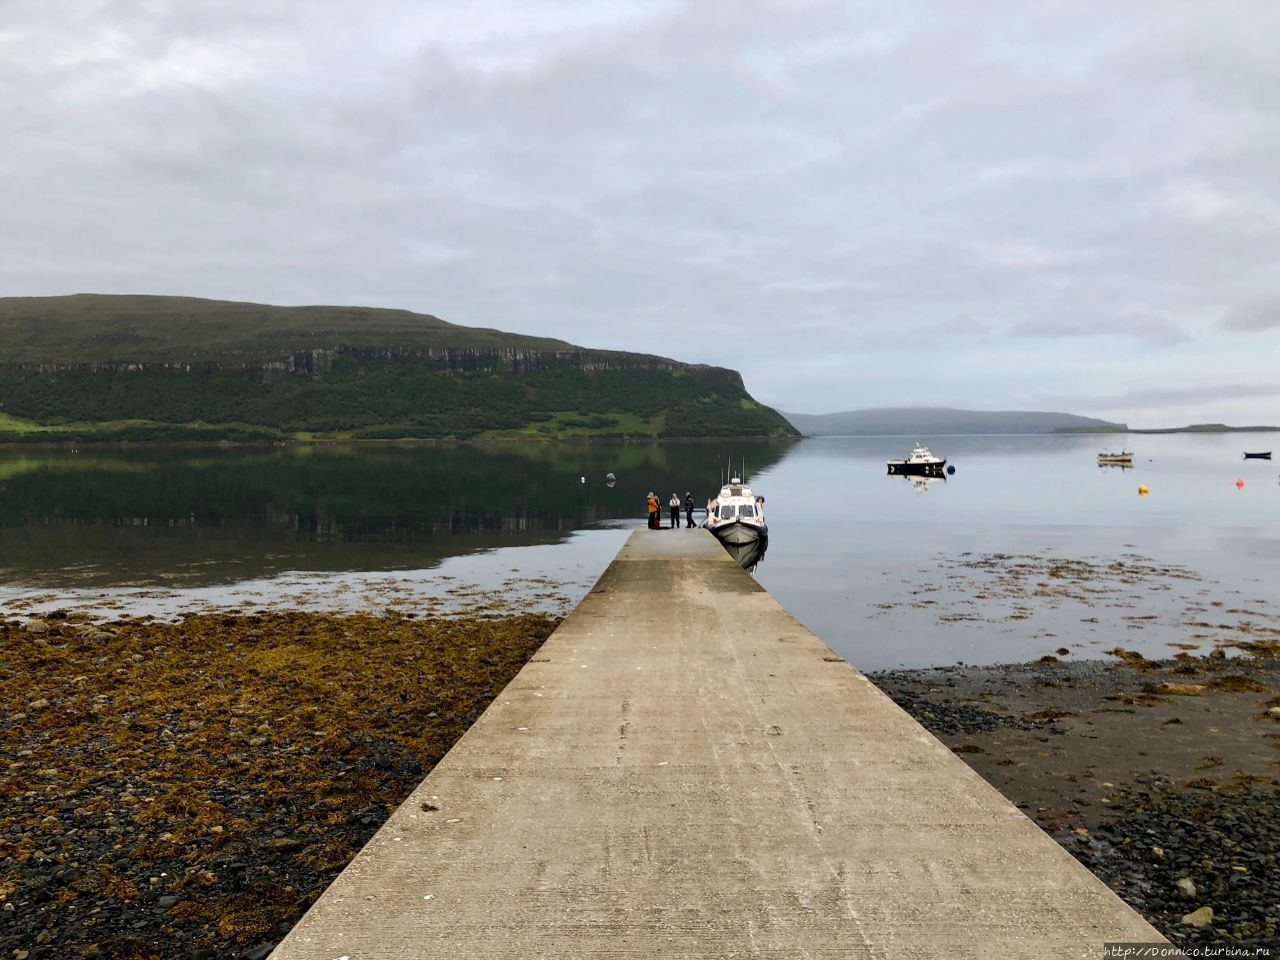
top-left (0, 295), bottom-right (796, 440)
top-left (0, 294), bottom-right (574, 363)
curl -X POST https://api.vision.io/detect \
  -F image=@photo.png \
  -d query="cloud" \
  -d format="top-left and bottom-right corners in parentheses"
top-left (969, 240), bottom-right (1096, 270)
top-left (1035, 381), bottom-right (1280, 412)
top-left (1007, 313), bottom-right (1189, 347)
top-left (0, 0), bottom-right (1278, 424)
top-left (1222, 299), bottom-right (1280, 333)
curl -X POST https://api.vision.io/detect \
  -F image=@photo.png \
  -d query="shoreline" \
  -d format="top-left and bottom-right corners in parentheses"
top-left (0, 435), bottom-right (800, 450)
top-left (5, 608), bottom-right (1278, 955)
top-left (871, 653), bottom-right (1280, 950)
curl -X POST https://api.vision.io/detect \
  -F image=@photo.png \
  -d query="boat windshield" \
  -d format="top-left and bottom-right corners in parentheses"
top-left (718, 504), bottom-right (736, 519)
top-left (739, 503), bottom-right (756, 518)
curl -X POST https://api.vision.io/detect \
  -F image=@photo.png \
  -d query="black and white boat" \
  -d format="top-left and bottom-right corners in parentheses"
top-left (886, 443), bottom-right (947, 476)
top-left (704, 475), bottom-right (768, 549)
top-left (1243, 451), bottom-right (1272, 460)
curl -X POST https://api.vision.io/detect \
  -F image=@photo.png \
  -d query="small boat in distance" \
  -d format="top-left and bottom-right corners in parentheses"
top-left (1097, 451), bottom-right (1134, 465)
top-left (1242, 451), bottom-right (1272, 460)
top-left (886, 443), bottom-right (946, 476)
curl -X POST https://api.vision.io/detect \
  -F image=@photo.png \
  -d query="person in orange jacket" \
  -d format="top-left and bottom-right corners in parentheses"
top-left (646, 492), bottom-right (660, 529)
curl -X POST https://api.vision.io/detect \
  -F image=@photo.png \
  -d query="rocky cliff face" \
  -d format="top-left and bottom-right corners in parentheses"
top-left (9, 346), bottom-right (742, 385)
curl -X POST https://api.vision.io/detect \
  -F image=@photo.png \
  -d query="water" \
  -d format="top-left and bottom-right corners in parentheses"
top-left (749, 434), bottom-right (1279, 668)
top-left (1, 434), bottom-right (1276, 668)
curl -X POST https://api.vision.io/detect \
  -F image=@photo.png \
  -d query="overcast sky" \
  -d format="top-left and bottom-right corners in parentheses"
top-left (2, 1), bottom-right (1278, 426)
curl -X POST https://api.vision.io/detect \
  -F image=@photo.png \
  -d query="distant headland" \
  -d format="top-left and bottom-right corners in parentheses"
top-left (1053, 423), bottom-right (1280, 435)
top-left (781, 407), bottom-right (1127, 436)
top-left (782, 408), bottom-right (1279, 437)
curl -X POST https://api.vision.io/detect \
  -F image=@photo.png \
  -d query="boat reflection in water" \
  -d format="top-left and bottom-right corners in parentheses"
top-left (895, 474), bottom-right (945, 493)
top-left (719, 534), bottom-right (768, 572)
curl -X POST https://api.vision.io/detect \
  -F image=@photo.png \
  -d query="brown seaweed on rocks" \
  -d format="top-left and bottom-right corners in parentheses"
top-left (0, 611), bottom-right (558, 958)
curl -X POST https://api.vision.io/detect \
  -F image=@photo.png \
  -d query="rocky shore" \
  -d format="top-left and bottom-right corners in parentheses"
top-left (0, 611), bottom-right (559, 959)
top-left (872, 652), bottom-right (1280, 951)
top-left (6, 602), bottom-right (1278, 956)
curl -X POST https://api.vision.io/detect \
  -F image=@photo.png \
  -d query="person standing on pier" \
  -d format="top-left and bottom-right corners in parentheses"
top-left (647, 492), bottom-right (660, 529)
top-left (669, 492), bottom-right (681, 529)
top-left (684, 491), bottom-right (695, 529)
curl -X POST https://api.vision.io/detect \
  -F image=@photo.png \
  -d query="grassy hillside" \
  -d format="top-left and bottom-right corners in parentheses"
top-left (0, 295), bottom-right (796, 441)
top-left (0, 294), bottom-right (575, 363)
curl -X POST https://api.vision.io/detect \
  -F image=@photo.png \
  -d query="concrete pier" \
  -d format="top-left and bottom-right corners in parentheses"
top-left (272, 529), bottom-right (1166, 959)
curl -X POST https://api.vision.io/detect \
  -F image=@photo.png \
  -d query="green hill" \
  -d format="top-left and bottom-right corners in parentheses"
top-left (0, 295), bottom-right (796, 442)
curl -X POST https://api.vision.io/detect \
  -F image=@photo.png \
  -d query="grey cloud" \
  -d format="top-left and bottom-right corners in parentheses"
top-left (1007, 314), bottom-right (1189, 347)
top-left (1222, 299), bottom-right (1280, 333)
top-left (1033, 381), bottom-right (1280, 413)
top-left (1, 0), bottom-right (1278, 424)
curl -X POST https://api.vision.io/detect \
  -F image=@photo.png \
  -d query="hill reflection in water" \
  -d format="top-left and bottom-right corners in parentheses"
top-left (0, 442), bottom-right (793, 588)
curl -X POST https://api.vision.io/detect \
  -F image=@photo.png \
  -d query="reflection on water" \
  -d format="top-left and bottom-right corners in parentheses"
top-left (718, 535), bottom-right (768, 572)
top-left (0, 442), bottom-right (792, 588)
top-left (2, 432), bottom-right (1277, 671)
top-left (750, 432), bottom-right (1280, 669)
top-left (899, 475), bottom-right (945, 493)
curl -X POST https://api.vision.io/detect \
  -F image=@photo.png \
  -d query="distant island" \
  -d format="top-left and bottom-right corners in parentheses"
top-left (782, 407), bottom-right (1127, 436)
top-left (1054, 422), bottom-right (1274, 435)
top-left (0, 295), bottom-right (797, 442)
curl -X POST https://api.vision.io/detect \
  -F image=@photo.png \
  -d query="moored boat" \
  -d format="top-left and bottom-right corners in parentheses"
top-left (886, 443), bottom-right (946, 476)
top-left (1242, 451), bottom-right (1272, 460)
top-left (704, 475), bottom-right (768, 551)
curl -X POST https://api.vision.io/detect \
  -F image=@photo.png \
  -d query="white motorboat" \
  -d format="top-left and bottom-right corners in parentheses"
top-left (886, 443), bottom-right (946, 476)
top-left (704, 476), bottom-right (768, 549)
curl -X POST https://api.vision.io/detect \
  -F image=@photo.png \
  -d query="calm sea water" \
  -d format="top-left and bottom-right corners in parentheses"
top-left (1, 434), bottom-right (1276, 669)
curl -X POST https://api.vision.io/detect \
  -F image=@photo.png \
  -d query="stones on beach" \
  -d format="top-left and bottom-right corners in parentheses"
top-left (873, 656), bottom-right (1280, 952)
top-left (1152, 681), bottom-right (1205, 696)
top-left (1181, 905), bottom-right (1213, 928)
top-left (0, 610), bottom-right (560, 957)
top-left (76, 625), bottom-right (116, 642)
top-left (22, 620), bottom-right (50, 635)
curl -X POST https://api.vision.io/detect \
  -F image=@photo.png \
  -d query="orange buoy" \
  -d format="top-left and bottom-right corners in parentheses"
top-left (1137, 484), bottom-right (1149, 496)
top-left (1236, 478), bottom-right (1245, 489)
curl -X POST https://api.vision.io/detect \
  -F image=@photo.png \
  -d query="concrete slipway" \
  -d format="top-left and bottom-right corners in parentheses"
top-left (272, 530), bottom-right (1167, 959)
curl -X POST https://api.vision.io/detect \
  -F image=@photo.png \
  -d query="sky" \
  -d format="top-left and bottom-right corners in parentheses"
top-left (2, 0), bottom-right (1278, 427)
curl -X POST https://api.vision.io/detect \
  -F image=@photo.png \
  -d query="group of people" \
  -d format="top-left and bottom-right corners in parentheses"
top-left (647, 491), bottom-right (696, 529)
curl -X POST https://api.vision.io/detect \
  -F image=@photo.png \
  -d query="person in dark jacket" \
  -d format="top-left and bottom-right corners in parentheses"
top-left (684, 492), bottom-right (695, 529)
